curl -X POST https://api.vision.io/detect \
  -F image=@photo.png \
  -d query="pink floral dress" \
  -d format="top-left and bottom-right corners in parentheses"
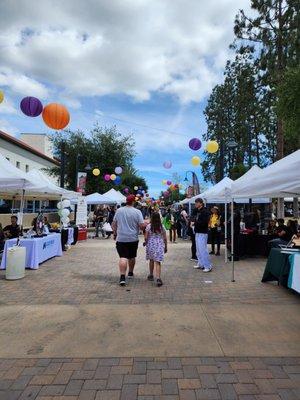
top-left (145, 224), bottom-right (166, 262)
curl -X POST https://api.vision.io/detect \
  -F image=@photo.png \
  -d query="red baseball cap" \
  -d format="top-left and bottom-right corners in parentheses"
top-left (126, 195), bottom-right (136, 205)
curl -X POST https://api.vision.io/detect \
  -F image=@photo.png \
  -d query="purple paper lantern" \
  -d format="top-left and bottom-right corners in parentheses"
top-left (163, 160), bottom-right (172, 169)
top-left (189, 138), bottom-right (202, 151)
top-left (167, 180), bottom-right (172, 186)
top-left (20, 96), bottom-right (43, 117)
top-left (124, 188), bottom-right (129, 193)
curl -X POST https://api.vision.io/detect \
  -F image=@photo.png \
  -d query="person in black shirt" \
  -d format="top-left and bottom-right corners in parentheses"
top-left (268, 218), bottom-right (293, 248)
top-left (3, 215), bottom-right (20, 239)
top-left (192, 198), bottom-right (212, 272)
top-left (94, 205), bottom-right (105, 238)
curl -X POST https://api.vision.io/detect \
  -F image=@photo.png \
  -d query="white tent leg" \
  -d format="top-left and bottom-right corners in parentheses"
top-left (224, 203), bottom-right (228, 263)
top-left (231, 200), bottom-right (235, 282)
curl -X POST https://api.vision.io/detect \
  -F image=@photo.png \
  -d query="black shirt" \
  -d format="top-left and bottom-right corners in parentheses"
top-left (94, 209), bottom-right (104, 222)
top-left (192, 207), bottom-right (210, 234)
top-left (3, 224), bottom-right (20, 239)
top-left (277, 225), bottom-right (293, 242)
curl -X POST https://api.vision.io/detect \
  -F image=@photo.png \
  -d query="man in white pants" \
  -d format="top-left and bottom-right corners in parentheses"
top-left (192, 198), bottom-right (212, 272)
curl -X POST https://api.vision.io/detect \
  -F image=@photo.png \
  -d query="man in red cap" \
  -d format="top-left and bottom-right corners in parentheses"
top-left (112, 195), bottom-right (146, 286)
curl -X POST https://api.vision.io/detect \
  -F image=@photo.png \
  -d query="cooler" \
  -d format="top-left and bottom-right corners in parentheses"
top-left (6, 246), bottom-right (26, 280)
top-left (78, 228), bottom-right (87, 241)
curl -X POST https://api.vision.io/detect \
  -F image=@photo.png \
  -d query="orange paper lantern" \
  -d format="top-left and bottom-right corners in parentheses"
top-left (42, 103), bottom-right (70, 130)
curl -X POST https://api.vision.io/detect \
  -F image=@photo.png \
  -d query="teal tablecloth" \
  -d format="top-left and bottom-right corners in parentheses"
top-left (261, 248), bottom-right (291, 286)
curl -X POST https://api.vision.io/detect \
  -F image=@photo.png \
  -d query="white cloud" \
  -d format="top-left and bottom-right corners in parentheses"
top-left (0, 96), bottom-right (18, 115)
top-left (0, 118), bottom-right (19, 136)
top-left (0, 0), bottom-right (250, 104)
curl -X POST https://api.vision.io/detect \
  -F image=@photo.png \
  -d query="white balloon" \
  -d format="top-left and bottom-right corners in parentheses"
top-left (62, 199), bottom-right (71, 208)
top-left (61, 208), bottom-right (70, 217)
top-left (57, 201), bottom-right (62, 209)
top-left (61, 217), bottom-right (70, 224)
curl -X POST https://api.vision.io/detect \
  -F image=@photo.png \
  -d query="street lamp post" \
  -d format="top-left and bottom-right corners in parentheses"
top-left (60, 141), bottom-right (66, 188)
top-left (184, 171), bottom-right (200, 197)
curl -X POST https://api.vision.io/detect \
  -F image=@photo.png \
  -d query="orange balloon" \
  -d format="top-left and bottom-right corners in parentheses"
top-left (42, 103), bottom-right (70, 130)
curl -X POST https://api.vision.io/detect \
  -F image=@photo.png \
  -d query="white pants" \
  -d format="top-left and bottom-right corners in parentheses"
top-left (195, 233), bottom-right (211, 269)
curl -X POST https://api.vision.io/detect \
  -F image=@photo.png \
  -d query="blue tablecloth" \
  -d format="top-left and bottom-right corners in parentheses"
top-left (0, 233), bottom-right (62, 270)
top-left (288, 253), bottom-right (300, 294)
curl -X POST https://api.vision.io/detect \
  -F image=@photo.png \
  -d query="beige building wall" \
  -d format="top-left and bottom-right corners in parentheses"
top-left (20, 133), bottom-right (53, 158)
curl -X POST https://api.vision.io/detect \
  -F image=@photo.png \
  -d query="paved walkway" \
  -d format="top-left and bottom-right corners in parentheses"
top-left (0, 238), bottom-right (299, 399)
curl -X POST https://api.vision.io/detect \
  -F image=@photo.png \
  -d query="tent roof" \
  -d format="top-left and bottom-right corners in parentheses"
top-left (0, 153), bottom-right (32, 189)
top-left (85, 192), bottom-right (117, 205)
top-left (103, 188), bottom-right (126, 204)
top-left (231, 150), bottom-right (300, 198)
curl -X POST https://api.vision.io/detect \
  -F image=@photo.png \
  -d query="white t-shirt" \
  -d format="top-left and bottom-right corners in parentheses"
top-left (113, 206), bottom-right (144, 242)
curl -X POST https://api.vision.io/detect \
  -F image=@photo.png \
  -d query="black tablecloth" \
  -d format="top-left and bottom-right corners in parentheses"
top-left (239, 234), bottom-right (276, 258)
top-left (261, 248), bottom-right (291, 286)
top-left (51, 227), bottom-right (79, 250)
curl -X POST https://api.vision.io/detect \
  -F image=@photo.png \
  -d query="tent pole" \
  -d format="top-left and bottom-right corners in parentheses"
top-left (231, 199), bottom-right (235, 282)
top-left (224, 202), bottom-right (228, 263)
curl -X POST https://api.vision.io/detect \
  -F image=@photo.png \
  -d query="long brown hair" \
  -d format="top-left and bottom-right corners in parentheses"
top-left (150, 212), bottom-right (162, 234)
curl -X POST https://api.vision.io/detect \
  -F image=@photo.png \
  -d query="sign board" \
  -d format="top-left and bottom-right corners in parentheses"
top-left (76, 197), bottom-right (87, 226)
top-left (76, 172), bottom-right (87, 193)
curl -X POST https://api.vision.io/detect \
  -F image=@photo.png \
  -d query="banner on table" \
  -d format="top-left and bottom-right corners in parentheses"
top-left (76, 197), bottom-right (87, 226)
top-left (76, 172), bottom-right (87, 193)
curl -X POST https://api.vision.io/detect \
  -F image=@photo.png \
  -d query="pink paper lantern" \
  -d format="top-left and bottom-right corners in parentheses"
top-left (104, 174), bottom-right (111, 181)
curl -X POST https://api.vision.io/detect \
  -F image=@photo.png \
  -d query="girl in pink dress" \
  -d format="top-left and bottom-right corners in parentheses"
top-left (145, 212), bottom-right (168, 286)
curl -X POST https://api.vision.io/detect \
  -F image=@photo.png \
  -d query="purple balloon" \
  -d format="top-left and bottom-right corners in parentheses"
top-left (20, 96), bottom-right (43, 117)
top-left (189, 138), bottom-right (202, 151)
top-left (163, 160), bottom-right (172, 169)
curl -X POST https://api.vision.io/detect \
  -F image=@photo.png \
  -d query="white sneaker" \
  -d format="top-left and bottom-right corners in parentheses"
top-left (194, 265), bottom-right (203, 269)
top-left (203, 267), bottom-right (212, 273)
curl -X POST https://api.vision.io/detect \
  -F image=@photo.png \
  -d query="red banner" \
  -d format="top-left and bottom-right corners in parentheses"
top-left (76, 172), bottom-right (87, 193)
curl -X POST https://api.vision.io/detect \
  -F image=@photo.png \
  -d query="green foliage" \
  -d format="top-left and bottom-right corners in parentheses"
top-left (277, 67), bottom-right (300, 151)
top-left (229, 164), bottom-right (249, 180)
top-left (48, 125), bottom-right (147, 194)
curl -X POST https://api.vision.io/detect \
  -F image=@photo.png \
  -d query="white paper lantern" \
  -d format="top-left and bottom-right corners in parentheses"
top-left (62, 199), bottom-right (71, 208)
top-left (61, 208), bottom-right (70, 218)
top-left (61, 217), bottom-right (70, 225)
top-left (57, 201), bottom-right (62, 209)
top-left (115, 166), bottom-right (123, 174)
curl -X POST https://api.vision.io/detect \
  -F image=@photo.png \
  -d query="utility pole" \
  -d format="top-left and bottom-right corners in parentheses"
top-left (60, 141), bottom-right (65, 188)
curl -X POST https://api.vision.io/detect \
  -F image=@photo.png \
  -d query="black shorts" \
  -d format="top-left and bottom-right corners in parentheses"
top-left (116, 241), bottom-right (139, 259)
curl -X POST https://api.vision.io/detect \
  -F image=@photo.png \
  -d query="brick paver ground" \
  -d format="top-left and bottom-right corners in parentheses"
top-left (0, 238), bottom-right (299, 399)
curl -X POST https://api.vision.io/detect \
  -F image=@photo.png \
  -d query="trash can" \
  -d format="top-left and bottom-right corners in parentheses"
top-left (6, 246), bottom-right (26, 280)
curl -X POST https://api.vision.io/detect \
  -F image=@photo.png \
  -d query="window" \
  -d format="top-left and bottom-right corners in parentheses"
top-left (25, 164), bottom-right (29, 172)
top-left (16, 161), bottom-right (20, 169)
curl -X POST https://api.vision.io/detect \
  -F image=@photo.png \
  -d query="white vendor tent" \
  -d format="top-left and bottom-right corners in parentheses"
top-left (0, 153), bottom-right (33, 190)
top-left (231, 150), bottom-right (300, 198)
top-left (103, 188), bottom-right (126, 204)
top-left (85, 192), bottom-right (117, 205)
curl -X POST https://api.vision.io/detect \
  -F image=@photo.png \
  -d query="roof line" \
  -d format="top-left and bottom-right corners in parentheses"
top-left (0, 130), bottom-right (60, 166)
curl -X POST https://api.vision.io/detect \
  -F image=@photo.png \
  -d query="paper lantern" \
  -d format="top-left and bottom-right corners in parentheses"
top-left (124, 188), bottom-right (129, 193)
top-left (135, 197), bottom-right (139, 201)
top-left (166, 180), bottom-right (172, 186)
top-left (62, 199), bottom-right (71, 208)
top-left (92, 168), bottom-right (100, 176)
top-left (110, 174), bottom-right (116, 181)
top-left (189, 138), bottom-right (202, 151)
top-left (162, 179), bottom-right (167, 185)
top-left (146, 193), bottom-right (149, 197)
top-left (104, 174), bottom-right (111, 181)
top-left (0, 90), bottom-right (4, 104)
top-left (163, 160), bottom-right (172, 169)
top-left (57, 201), bottom-right (62, 209)
top-left (20, 96), bottom-right (43, 117)
top-left (115, 166), bottom-right (123, 174)
top-left (163, 191), bottom-right (170, 197)
top-left (191, 156), bottom-right (201, 166)
top-left (42, 103), bottom-right (70, 130)
top-left (134, 186), bottom-right (138, 191)
top-left (206, 140), bottom-right (219, 153)
top-left (61, 208), bottom-right (70, 218)
top-left (114, 176), bottom-right (122, 185)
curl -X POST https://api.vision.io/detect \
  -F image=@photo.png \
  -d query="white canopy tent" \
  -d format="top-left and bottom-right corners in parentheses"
top-left (85, 192), bottom-right (117, 205)
top-left (103, 188), bottom-right (126, 204)
top-left (229, 150), bottom-right (300, 282)
top-left (0, 153), bottom-right (33, 190)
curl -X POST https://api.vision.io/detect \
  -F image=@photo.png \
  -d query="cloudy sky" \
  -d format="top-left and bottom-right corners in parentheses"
top-left (0, 0), bottom-right (250, 196)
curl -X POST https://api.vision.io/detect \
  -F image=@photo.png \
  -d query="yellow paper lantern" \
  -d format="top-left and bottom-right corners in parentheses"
top-left (0, 90), bottom-right (4, 104)
top-left (191, 156), bottom-right (201, 166)
top-left (110, 174), bottom-right (116, 181)
top-left (135, 196), bottom-right (139, 201)
top-left (92, 168), bottom-right (100, 176)
top-left (134, 186), bottom-right (138, 190)
top-left (162, 179), bottom-right (167, 185)
top-left (206, 140), bottom-right (219, 153)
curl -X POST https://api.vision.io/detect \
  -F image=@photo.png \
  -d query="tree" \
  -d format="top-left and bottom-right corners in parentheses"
top-left (277, 66), bottom-right (300, 152)
top-left (233, 0), bottom-right (300, 159)
top-left (48, 125), bottom-right (148, 194)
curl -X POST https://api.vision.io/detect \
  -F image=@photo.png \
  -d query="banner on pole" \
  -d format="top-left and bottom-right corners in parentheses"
top-left (76, 172), bottom-right (87, 193)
